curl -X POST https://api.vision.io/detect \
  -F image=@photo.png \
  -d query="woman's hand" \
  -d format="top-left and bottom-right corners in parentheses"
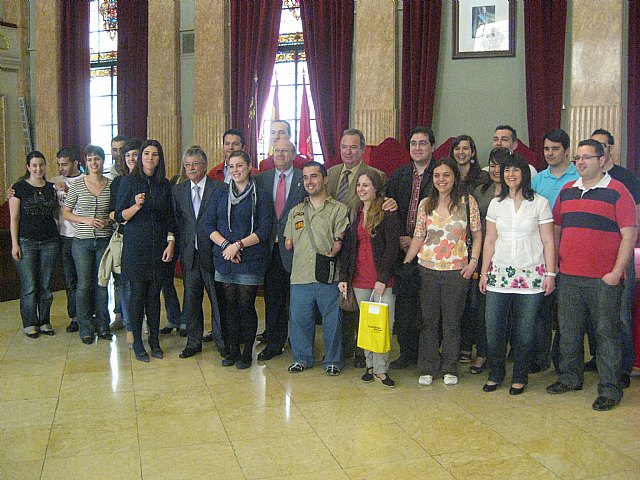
top-left (460, 262), bottom-right (476, 280)
top-left (373, 281), bottom-right (386, 296)
top-left (135, 193), bottom-right (146, 208)
top-left (479, 275), bottom-right (488, 294)
top-left (338, 282), bottom-right (348, 294)
top-left (222, 242), bottom-right (241, 262)
top-left (162, 241), bottom-right (175, 263)
top-left (542, 275), bottom-right (556, 295)
top-left (12, 244), bottom-right (21, 261)
top-left (399, 236), bottom-right (412, 252)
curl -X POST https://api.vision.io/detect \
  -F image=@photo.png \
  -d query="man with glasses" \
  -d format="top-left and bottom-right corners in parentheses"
top-left (173, 146), bottom-right (226, 358)
top-left (586, 129), bottom-right (640, 388)
top-left (547, 139), bottom-right (637, 411)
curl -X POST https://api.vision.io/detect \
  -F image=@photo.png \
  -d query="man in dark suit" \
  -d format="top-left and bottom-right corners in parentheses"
top-left (254, 139), bottom-right (307, 360)
top-left (173, 145), bottom-right (226, 358)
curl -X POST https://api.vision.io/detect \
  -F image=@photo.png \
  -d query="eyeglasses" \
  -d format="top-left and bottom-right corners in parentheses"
top-left (183, 161), bottom-right (204, 168)
top-left (573, 155), bottom-right (600, 162)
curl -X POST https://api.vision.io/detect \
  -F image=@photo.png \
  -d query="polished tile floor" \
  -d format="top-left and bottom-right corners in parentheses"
top-left (1, 285), bottom-right (639, 479)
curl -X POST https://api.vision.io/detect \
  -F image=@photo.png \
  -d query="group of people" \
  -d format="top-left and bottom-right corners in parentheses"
top-left (8, 120), bottom-right (637, 411)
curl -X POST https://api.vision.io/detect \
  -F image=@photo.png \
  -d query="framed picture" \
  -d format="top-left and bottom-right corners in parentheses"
top-left (453, 0), bottom-right (516, 59)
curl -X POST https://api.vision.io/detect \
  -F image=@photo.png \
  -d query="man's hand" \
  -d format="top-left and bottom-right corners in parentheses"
top-left (381, 197), bottom-right (398, 212)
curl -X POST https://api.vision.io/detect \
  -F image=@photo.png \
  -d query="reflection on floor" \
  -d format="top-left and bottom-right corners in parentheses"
top-left (1, 286), bottom-right (639, 480)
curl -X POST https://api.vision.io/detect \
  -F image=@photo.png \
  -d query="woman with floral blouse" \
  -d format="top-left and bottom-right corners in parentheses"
top-left (479, 154), bottom-right (556, 395)
top-left (403, 158), bottom-right (482, 387)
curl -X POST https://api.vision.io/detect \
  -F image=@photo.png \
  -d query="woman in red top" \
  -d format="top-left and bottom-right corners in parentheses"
top-left (339, 170), bottom-right (401, 387)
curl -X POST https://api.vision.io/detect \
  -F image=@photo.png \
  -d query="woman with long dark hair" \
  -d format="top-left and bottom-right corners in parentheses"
top-left (115, 139), bottom-right (176, 362)
top-left (479, 154), bottom-right (555, 395)
top-left (402, 158), bottom-right (482, 387)
top-left (338, 169), bottom-right (401, 387)
top-left (9, 151), bottom-right (60, 338)
top-left (449, 135), bottom-right (489, 195)
top-left (204, 151), bottom-right (272, 369)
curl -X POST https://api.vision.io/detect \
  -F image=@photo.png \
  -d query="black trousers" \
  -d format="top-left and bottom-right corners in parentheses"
top-left (263, 246), bottom-right (290, 353)
top-left (221, 283), bottom-right (258, 362)
top-left (129, 277), bottom-right (162, 354)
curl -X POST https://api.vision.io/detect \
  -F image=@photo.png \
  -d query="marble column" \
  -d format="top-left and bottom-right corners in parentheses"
top-left (352, 0), bottom-right (398, 146)
top-left (147, 0), bottom-right (181, 178)
top-left (193, 0), bottom-right (228, 168)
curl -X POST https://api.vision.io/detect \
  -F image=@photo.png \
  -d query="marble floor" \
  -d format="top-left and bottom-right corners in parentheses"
top-left (1, 285), bottom-right (639, 480)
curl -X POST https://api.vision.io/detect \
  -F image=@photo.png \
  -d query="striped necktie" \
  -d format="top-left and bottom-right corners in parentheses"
top-left (336, 170), bottom-right (350, 202)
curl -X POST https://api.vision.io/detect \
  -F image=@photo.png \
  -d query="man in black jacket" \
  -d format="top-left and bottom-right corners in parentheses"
top-left (386, 126), bottom-right (436, 368)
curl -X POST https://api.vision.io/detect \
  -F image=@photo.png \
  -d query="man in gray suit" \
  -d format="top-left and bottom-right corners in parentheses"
top-left (254, 139), bottom-right (307, 360)
top-left (173, 145), bottom-right (226, 358)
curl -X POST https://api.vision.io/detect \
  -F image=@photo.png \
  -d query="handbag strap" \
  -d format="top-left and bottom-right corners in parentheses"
top-left (369, 292), bottom-right (382, 303)
top-left (303, 202), bottom-right (321, 254)
top-left (465, 194), bottom-right (472, 260)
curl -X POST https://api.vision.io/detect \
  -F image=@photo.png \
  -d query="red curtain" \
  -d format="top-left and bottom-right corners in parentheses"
top-left (400, 0), bottom-right (442, 147)
top-left (300, 0), bottom-right (354, 165)
top-left (524, 0), bottom-right (567, 171)
top-left (117, 0), bottom-right (148, 140)
top-left (628, 1), bottom-right (640, 177)
top-left (60, 0), bottom-right (91, 152)
top-left (230, 1), bottom-right (282, 160)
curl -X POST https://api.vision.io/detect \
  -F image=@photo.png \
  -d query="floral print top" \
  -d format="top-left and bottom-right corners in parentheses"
top-left (485, 193), bottom-right (553, 294)
top-left (413, 196), bottom-right (481, 271)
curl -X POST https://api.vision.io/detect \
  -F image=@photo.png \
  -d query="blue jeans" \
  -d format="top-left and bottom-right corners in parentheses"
top-left (72, 237), bottom-right (111, 338)
top-left (289, 282), bottom-right (343, 369)
top-left (485, 291), bottom-right (543, 385)
top-left (60, 235), bottom-right (77, 319)
top-left (557, 274), bottom-right (623, 402)
top-left (121, 279), bottom-right (132, 332)
top-left (14, 237), bottom-right (59, 331)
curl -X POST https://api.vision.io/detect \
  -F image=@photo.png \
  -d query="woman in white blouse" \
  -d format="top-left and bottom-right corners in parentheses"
top-left (479, 154), bottom-right (556, 395)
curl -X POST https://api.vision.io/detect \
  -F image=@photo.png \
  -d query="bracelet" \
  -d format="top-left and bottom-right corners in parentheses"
top-left (167, 235), bottom-right (175, 242)
top-left (235, 240), bottom-right (244, 250)
top-left (220, 240), bottom-right (229, 249)
top-left (470, 257), bottom-right (478, 263)
top-left (545, 272), bottom-right (557, 277)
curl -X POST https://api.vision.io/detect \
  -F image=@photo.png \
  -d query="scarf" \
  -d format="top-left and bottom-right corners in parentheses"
top-left (227, 178), bottom-right (256, 233)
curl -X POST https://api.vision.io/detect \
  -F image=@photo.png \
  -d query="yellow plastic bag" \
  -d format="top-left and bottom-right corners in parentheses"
top-left (357, 295), bottom-right (391, 354)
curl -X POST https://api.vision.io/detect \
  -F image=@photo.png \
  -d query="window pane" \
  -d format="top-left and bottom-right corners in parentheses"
top-left (90, 75), bottom-right (113, 97)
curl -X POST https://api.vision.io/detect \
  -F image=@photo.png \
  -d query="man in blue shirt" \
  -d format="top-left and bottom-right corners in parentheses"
top-left (531, 128), bottom-right (579, 374)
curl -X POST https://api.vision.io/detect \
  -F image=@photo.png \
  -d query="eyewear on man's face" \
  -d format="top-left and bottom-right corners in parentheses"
top-left (573, 155), bottom-right (600, 162)
top-left (183, 161), bottom-right (204, 168)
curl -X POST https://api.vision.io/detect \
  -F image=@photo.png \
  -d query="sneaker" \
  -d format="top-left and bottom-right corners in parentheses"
top-left (288, 362), bottom-right (306, 373)
top-left (418, 375), bottom-right (433, 386)
top-left (443, 374), bottom-right (459, 385)
top-left (325, 365), bottom-right (341, 376)
top-left (361, 368), bottom-right (374, 383)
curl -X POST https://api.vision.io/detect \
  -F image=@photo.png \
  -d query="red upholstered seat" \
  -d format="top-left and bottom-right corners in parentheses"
top-left (324, 137), bottom-right (410, 178)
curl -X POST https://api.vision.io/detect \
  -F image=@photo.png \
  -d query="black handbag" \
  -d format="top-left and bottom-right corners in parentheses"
top-left (304, 203), bottom-right (339, 284)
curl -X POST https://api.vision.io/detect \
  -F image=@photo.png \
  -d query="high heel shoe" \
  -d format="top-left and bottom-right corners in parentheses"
top-left (135, 350), bottom-right (150, 362)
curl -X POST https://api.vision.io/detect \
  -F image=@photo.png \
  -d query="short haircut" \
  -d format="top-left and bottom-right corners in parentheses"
top-left (229, 150), bottom-right (251, 167)
top-left (342, 128), bottom-right (366, 149)
top-left (121, 138), bottom-right (143, 156)
top-left (56, 147), bottom-right (80, 163)
top-left (408, 126), bottom-right (435, 146)
top-left (578, 138), bottom-right (605, 157)
top-left (495, 125), bottom-right (517, 141)
top-left (272, 119), bottom-right (291, 136)
top-left (543, 128), bottom-right (570, 150)
top-left (591, 128), bottom-right (615, 146)
top-left (303, 160), bottom-right (327, 177)
top-left (183, 145), bottom-right (208, 164)
top-left (84, 144), bottom-right (106, 161)
top-left (111, 134), bottom-right (128, 144)
top-left (223, 128), bottom-right (245, 147)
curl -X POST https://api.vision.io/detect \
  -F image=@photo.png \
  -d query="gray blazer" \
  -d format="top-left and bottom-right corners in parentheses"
top-left (172, 176), bottom-right (224, 272)
top-left (255, 168), bottom-right (307, 272)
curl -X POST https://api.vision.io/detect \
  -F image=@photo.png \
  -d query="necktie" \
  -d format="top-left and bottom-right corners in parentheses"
top-left (336, 169), bottom-right (350, 202)
top-left (275, 172), bottom-right (286, 219)
top-left (193, 184), bottom-right (201, 249)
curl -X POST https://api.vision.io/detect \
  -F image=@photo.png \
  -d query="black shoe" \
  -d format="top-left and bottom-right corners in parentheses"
top-left (178, 328), bottom-right (187, 337)
top-left (592, 396), bottom-right (619, 411)
top-left (546, 381), bottom-right (582, 394)
top-left (236, 359), bottom-right (251, 369)
top-left (483, 383), bottom-right (499, 392)
top-left (375, 373), bottom-right (396, 388)
top-left (354, 357), bottom-right (366, 369)
top-left (390, 357), bottom-right (408, 370)
top-left (66, 321), bottom-right (79, 333)
top-left (135, 350), bottom-right (150, 362)
top-left (179, 346), bottom-right (202, 358)
top-left (81, 335), bottom-right (94, 345)
top-left (151, 347), bottom-right (164, 359)
top-left (222, 357), bottom-right (237, 367)
top-left (258, 349), bottom-right (283, 361)
top-left (509, 385), bottom-right (525, 395)
top-left (619, 373), bottom-right (631, 389)
top-left (98, 332), bottom-right (113, 340)
top-left (203, 331), bottom-right (214, 342)
top-left (218, 347), bottom-right (230, 358)
top-left (361, 368), bottom-right (374, 383)
top-left (529, 363), bottom-right (544, 374)
top-left (159, 326), bottom-right (177, 335)
top-left (469, 364), bottom-right (485, 375)
top-left (583, 359), bottom-right (598, 372)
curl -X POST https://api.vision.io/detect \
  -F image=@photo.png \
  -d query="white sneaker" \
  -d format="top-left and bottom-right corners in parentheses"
top-left (418, 375), bottom-right (433, 386)
top-left (443, 374), bottom-right (459, 385)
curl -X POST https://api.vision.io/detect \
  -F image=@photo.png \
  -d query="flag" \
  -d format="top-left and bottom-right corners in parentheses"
top-left (269, 78), bottom-right (280, 155)
top-left (247, 73), bottom-right (258, 166)
top-left (299, 73), bottom-right (314, 160)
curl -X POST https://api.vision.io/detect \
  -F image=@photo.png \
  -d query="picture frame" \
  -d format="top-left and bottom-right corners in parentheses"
top-left (452, 0), bottom-right (516, 59)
